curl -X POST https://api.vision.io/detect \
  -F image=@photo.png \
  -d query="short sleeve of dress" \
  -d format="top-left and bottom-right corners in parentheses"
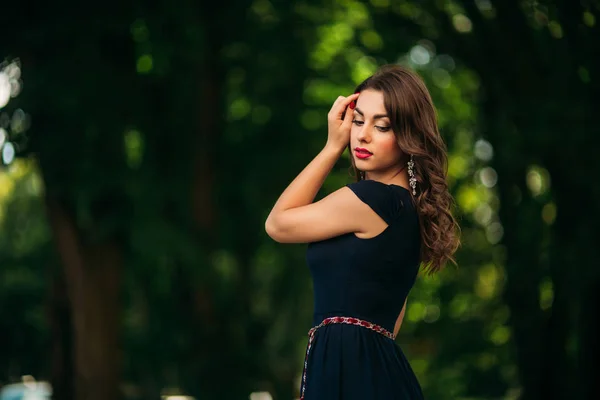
top-left (346, 180), bottom-right (404, 225)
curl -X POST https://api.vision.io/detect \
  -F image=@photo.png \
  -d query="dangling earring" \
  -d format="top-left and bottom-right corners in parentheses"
top-left (407, 155), bottom-right (417, 195)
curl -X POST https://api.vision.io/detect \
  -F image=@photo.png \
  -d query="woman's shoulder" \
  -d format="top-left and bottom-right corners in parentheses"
top-left (346, 179), bottom-right (412, 203)
top-left (346, 180), bottom-right (412, 223)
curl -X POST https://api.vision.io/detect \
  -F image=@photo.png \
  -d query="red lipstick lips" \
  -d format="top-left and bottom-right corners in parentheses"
top-left (354, 147), bottom-right (372, 159)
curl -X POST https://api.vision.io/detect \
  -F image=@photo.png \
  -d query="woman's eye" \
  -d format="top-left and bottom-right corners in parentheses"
top-left (376, 126), bottom-right (391, 132)
top-left (352, 120), bottom-right (364, 126)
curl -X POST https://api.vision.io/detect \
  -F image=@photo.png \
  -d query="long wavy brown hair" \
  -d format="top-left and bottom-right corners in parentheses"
top-left (351, 65), bottom-right (460, 273)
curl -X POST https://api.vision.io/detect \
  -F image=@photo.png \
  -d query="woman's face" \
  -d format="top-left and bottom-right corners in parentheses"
top-left (350, 89), bottom-right (403, 176)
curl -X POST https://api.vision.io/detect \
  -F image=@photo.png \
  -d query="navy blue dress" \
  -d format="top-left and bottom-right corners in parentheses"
top-left (303, 179), bottom-right (424, 399)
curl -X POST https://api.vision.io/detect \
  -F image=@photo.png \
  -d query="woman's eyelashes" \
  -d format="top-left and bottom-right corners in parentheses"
top-left (352, 119), bottom-right (391, 132)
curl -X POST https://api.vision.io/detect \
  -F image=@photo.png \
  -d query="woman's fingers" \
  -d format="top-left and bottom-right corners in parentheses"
top-left (337, 93), bottom-right (359, 117)
top-left (328, 96), bottom-right (346, 120)
top-left (330, 93), bottom-right (360, 120)
top-left (341, 99), bottom-right (355, 129)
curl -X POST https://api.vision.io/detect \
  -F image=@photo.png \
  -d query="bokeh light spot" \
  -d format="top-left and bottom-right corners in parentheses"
top-left (578, 66), bottom-right (590, 83)
top-left (0, 72), bottom-right (10, 109)
top-left (252, 0), bottom-right (278, 23)
top-left (474, 203), bottom-right (493, 226)
top-left (360, 30), bottom-right (383, 51)
top-left (249, 392), bottom-right (273, 400)
top-left (479, 167), bottom-right (498, 188)
top-left (212, 250), bottom-right (239, 282)
top-left (229, 97), bottom-right (251, 120)
top-left (485, 222), bottom-right (504, 244)
top-left (475, 0), bottom-right (493, 13)
top-left (526, 165), bottom-right (550, 197)
top-left (432, 68), bottom-right (451, 88)
top-left (490, 325), bottom-right (511, 345)
top-left (409, 45), bottom-right (431, 65)
top-left (475, 263), bottom-right (500, 299)
top-left (0, 60), bottom-right (21, 109)
top-left (435, 54), bottom-right (455, 71)
top-left (548, 21), bottom-right (563, 38)
top-left (407, 301), bottom-right (426, 322)
top-left (583, 11), bottom-right (596, 27)
top-left (449, 294), bottom-right (471, 319)
top-left (124, 129), bottom-right (144, 169)
top-left (11, 108), bottom-right (29, 134)
top-left (456, 185), bottom-right (481, 213)
top-left (448, 154), bottom-right (469, 180)
top-left (423, 305), bottom-right (440, 323)
top-left (137, 54), bottom-right (153, 74)
top-left (452, 14), bottom-right (473, 33)
top-left (474, 139), bottom-right (493, 161)
top-left (352, 56), bottom-right (378, 83)
top-left (2, 142), bottom-right (15, 165)
top-left (542, 202), bottom-right (557, 225)
top-left (539, 277), bottom-right (554, 310)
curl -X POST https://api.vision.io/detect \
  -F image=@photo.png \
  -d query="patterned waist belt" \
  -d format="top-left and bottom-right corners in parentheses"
top-left (300, 316), bottom-right (395, 400)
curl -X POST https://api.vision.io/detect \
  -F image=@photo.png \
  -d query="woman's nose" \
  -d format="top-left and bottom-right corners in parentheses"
top-left (357, 126), bottom-right (371, 142)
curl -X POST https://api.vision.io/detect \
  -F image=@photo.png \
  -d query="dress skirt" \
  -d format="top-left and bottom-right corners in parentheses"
top-left (301, 321), bottom-right (424, 399)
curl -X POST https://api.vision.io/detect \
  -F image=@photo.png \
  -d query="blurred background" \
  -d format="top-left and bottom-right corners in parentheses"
top-left (0, 0), bottom-right (599, 399)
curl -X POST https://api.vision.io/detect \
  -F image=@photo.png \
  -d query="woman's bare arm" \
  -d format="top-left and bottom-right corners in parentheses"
top-left (394, 299), bottom-right (408, 338)
top-left (266, 93), bottom-right (379, 243)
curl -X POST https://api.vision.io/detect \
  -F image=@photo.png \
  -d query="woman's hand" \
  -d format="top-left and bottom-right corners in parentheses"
top-left (326, 93), bottom-right (360, 152)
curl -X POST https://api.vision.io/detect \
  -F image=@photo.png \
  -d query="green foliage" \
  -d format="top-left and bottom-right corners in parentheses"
top-left (0, 161), bottom-right (52, 383)
top-left (1, 0), bottom-right (600, 399)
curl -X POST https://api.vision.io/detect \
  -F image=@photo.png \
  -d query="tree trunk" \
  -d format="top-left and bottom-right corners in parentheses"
top-left (48, 265), bottom-right (74, 400)
top-left (580, 278), bottom-right (600, 400)
top-left (549, 149), bottom-right (600, 399)
top-left (46, 198), bottom-right (122, 400)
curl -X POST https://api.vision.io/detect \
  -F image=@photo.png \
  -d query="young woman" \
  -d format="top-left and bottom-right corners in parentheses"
top-left (265, 65), bottom-right (460, 399)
